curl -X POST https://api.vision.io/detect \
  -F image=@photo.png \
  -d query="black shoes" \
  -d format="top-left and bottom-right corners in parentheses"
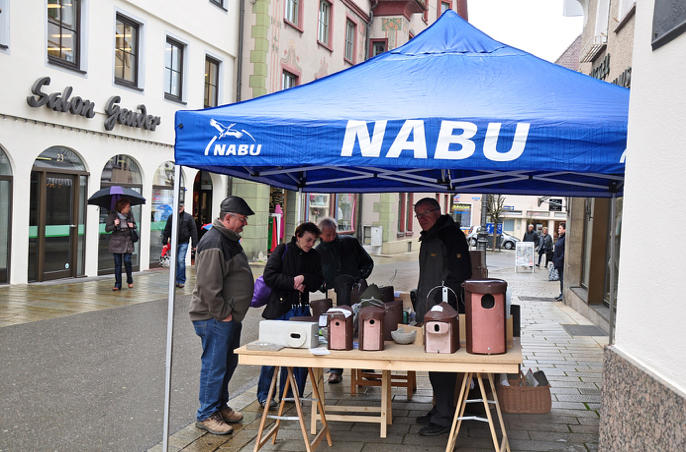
top-left (416, 413), bottom-right (431, 425)
top-left (418, 423), bottom-right (451, 436)
top-left (555, 294), bottom-right (563, 301)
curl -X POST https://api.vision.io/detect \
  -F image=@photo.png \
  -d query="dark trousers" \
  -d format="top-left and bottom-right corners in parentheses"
top-left (113, 253), bottom-right (133, 288)
top-left (537, 250), bottom-right (551, 267)
top-left (557, 266), bottom-right (564, 294)
top-left (428, 371), bottom-right (458, 427)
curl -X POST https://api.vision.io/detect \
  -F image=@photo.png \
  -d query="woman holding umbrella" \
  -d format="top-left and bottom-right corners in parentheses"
top-left (106, 198), bottom-right (137, 291)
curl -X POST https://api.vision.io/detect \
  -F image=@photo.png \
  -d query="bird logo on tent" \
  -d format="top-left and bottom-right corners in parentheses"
top-left (209, 119), bottom-right (256, 142)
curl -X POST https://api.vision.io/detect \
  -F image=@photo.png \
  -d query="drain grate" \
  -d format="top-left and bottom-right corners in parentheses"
top-left (518, 296), bottom-right (558, 302)
top-left (561, 324), bottom-right (607, 337)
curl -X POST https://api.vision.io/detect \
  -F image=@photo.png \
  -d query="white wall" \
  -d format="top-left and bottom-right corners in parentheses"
top-left (614, 0), bottom-right (686, 392)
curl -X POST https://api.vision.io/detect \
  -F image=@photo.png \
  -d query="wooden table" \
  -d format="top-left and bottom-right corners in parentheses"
top-left (236, 340), bottom-right (521, 452)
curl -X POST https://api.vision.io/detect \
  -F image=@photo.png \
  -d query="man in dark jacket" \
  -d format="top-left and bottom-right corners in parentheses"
top-left (189, 196), bottom-right (255, 435)
top-left (522, 224), bottom-right (539, 248)
top-left (414, 198), bottom-right (471, 436)
top-left (163, 202), bottom-right (198, 288)
top-left (553, 223), bottom-right (566, 301)
top-left (316, 217), bottom-right (374, 383)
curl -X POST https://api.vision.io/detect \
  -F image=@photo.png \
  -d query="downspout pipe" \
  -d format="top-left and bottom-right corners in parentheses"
top-left (236, 0), bottom-right (246, 102)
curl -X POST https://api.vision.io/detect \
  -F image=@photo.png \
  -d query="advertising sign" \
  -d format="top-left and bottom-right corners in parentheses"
top-left (515, 241), bottom-right (535, 272)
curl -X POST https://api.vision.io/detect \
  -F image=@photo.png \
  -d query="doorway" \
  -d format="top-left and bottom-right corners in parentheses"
top-left (28, 147), bottom-right (88, 282)
top-left (0, 147), bottom-right (12, 284)
top-left (193, 171), bottom-right (213, 244)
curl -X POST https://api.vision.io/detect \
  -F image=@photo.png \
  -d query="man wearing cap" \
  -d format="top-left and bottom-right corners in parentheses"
top-left (162, 202), bottom-right (198, 288)
top-left (189, 196), bottom-right (255, 435)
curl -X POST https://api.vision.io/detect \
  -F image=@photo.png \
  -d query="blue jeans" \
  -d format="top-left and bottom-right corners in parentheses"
top-left (113, 253), bottom-right (133, 289)
top-left (193, 318), bottom-right (243, 421)
top-left (256, 305), bottom-right (310, 403)
top-left (176, 242), bottom-right (189, 285)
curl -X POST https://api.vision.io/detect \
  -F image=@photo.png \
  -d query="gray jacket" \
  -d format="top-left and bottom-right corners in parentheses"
top-left (189, 219), bottom-right (254, 322)
top-left (105, 211), bottom-right (136, 254)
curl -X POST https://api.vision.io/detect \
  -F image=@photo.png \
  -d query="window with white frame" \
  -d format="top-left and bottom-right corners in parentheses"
top-left (115, 14), bottom-right (139, 86)
top-left (594, 0), bottom-right (610, 41)
top-left (204, 56), bottom-right (220, 108)
top-left (441, 1), bottom-right (451, 14)
top-left (0, 0), bottom-right (9, 48)
top-left (617, 0), bottom-right (635, 22)
top-left (164, 37), bottom-right (184, 101)
top-left (285, 0), bottom-right (300, 27)
top-left (318, 1), bottom-right (331, 46)
top-left (282, 70), bottom-right (297, 90)
top-left (47, 0), bottom-right (81, 68)
top-left (344, 19), bottom-right (355, 63)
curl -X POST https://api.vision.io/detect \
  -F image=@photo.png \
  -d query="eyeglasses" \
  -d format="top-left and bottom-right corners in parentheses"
top-left (414, 208), bottom-right (439, 219)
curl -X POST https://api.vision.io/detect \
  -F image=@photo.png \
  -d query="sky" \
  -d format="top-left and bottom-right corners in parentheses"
top-left (467, 0), bottom-right (585, 63)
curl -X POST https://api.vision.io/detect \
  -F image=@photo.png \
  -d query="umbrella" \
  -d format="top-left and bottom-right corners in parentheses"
top-left (87, 185), bottom-right (146, 210)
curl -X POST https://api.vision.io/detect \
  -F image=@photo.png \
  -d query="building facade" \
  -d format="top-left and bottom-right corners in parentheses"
top-left (600, 0), bottom-right (686, 448)
top-left (234, 0), bottom-right (469, 258)
top-left (562, 0), bottom-right (634, 331)
top-left (0, 0), bottom-right (238, 284)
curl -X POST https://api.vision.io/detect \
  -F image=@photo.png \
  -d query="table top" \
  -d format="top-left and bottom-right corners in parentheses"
top-left (236, 340), bottom-right (521, 374)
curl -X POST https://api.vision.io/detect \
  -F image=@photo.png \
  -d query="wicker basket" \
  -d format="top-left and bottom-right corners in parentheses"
top-left (495, 373), bottom-right (551, 414)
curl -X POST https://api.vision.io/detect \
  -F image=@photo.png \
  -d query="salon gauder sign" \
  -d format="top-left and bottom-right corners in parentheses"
top-left (26, 76), bottom-right (161, 132)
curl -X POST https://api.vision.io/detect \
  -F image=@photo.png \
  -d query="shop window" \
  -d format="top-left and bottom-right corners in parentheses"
top-left (440, 0), bottom-right (452, 15)
top-left (398, 193), bottom-right (414, 236)
top-left (150, 162), bottom-right (185, 267)
top-left (406, 193), bottom-right (414, 234)
top-left (164, 37), bottom-right (184, 102)
top-left (580, 199), bottom-right (594, 289)
top-left (344, 19), bottom-right (356, 64)
top-left (335, 194), bottom-right (356, 233)
top-left (98, 155), bottom-right (143, 275)
top-left (33, 146), bottom-right (86, 171)
top-left (306, 194), bottom-right (330, 225)
top-left (282, 69), bottom-right (298, 90)
top-left (115, 14), bottom-right (140, 87)
top-left (548, 198), bottom-right (563, 212)
top-left (204, 56), bottom-right (220, 108)
top-left (454, 203), bottom-right (472, 227)
top-left (47, 0), bottom-right (81, 69)
top-left (285, 0), bottom-right (302, 29)
top-left (318, 0), bottom-right (332, 48)
top-left (0, 147), bottom-right (11, 283)
top-left (503, 219), bottom-right (515, 233)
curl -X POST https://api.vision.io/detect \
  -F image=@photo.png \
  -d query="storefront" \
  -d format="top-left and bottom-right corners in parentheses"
top-left (150, 162), bottom-right (185, 268)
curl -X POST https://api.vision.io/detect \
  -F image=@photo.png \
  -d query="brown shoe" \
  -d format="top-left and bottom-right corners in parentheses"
top-left (128, 283), bottom-right (134, 288)
top-left (195, 412), bottom-right (233, 435)
top-left (112, 287), bottom-right (120, 291)
top-left (219, 406), bottom-right (243, 424)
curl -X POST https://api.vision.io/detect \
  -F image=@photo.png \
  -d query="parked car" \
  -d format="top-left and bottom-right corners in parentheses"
top-left (467, 227), bottom-right (520, 249)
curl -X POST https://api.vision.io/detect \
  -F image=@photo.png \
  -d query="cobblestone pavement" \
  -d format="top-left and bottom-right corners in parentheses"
top-left (150, 260), bottom-right (606, 452)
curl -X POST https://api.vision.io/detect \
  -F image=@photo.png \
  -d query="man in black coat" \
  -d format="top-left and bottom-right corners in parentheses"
top-left (163, 202), bottom-right (198, 288)
top-left (316, 217), bottom-right (374, 383)
top-left (522, 224), bottom-right (540, 247)
top-left (414, 198), bottom-right (472, 436)
top-left (553, 223), bottom-right (566, 301)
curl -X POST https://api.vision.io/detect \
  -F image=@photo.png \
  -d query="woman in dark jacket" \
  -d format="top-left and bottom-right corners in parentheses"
top-left (256, 222), bottom-right (323, 407)
top-left (105, 198), bottom-right (137, 291)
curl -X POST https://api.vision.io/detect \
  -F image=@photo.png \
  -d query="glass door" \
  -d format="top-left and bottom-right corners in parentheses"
top-left (42, 173), bottom-right (77, 280)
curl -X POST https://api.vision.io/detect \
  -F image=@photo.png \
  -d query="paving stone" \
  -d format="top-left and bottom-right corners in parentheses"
top-left (509, 438), bottom-right (587, 451)
top-left (554, 394), bottom-right (601, 403)
top-left (551, 401), bottom-right (589, 410)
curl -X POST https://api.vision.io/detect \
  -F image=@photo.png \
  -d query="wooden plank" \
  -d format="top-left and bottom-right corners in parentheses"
top-left (325, 414), bottom-right (383, 423)
top-left (324, 405), bottom-right (382, 413)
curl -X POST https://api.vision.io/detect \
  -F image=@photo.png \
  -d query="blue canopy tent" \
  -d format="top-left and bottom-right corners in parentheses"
top-left (161, 11), bottom-right (629, 448)
top-left (174, 10), bottom-right (628, 198)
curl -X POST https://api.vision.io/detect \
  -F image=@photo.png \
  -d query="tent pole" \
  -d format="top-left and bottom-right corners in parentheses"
top-left (607, 191), bottom-right (618, 345)
top-left (296, 188), bottom-right (303, 223)
top-left (162, 164), bottom-right (182, 451)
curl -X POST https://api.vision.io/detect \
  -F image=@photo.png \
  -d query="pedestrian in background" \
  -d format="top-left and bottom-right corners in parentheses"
top-left (414, 197), bottom-right (471, 436)
top-left (189, 196), bottom-right (255, 435)
top-left (105, 198), bottom-right (137, 291)
top-left (316, 217), bottom-right (374, 384)
top-left (162, 202), bottom-right (198, 288)
top-left (536, 226), bottom-right (553, 268)
top-left (553, 223), bottom-right (566, 301)
top-left (256, 222), bottom-right (323, 408)
top-left (523, 223), bottom-right (539, 247)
